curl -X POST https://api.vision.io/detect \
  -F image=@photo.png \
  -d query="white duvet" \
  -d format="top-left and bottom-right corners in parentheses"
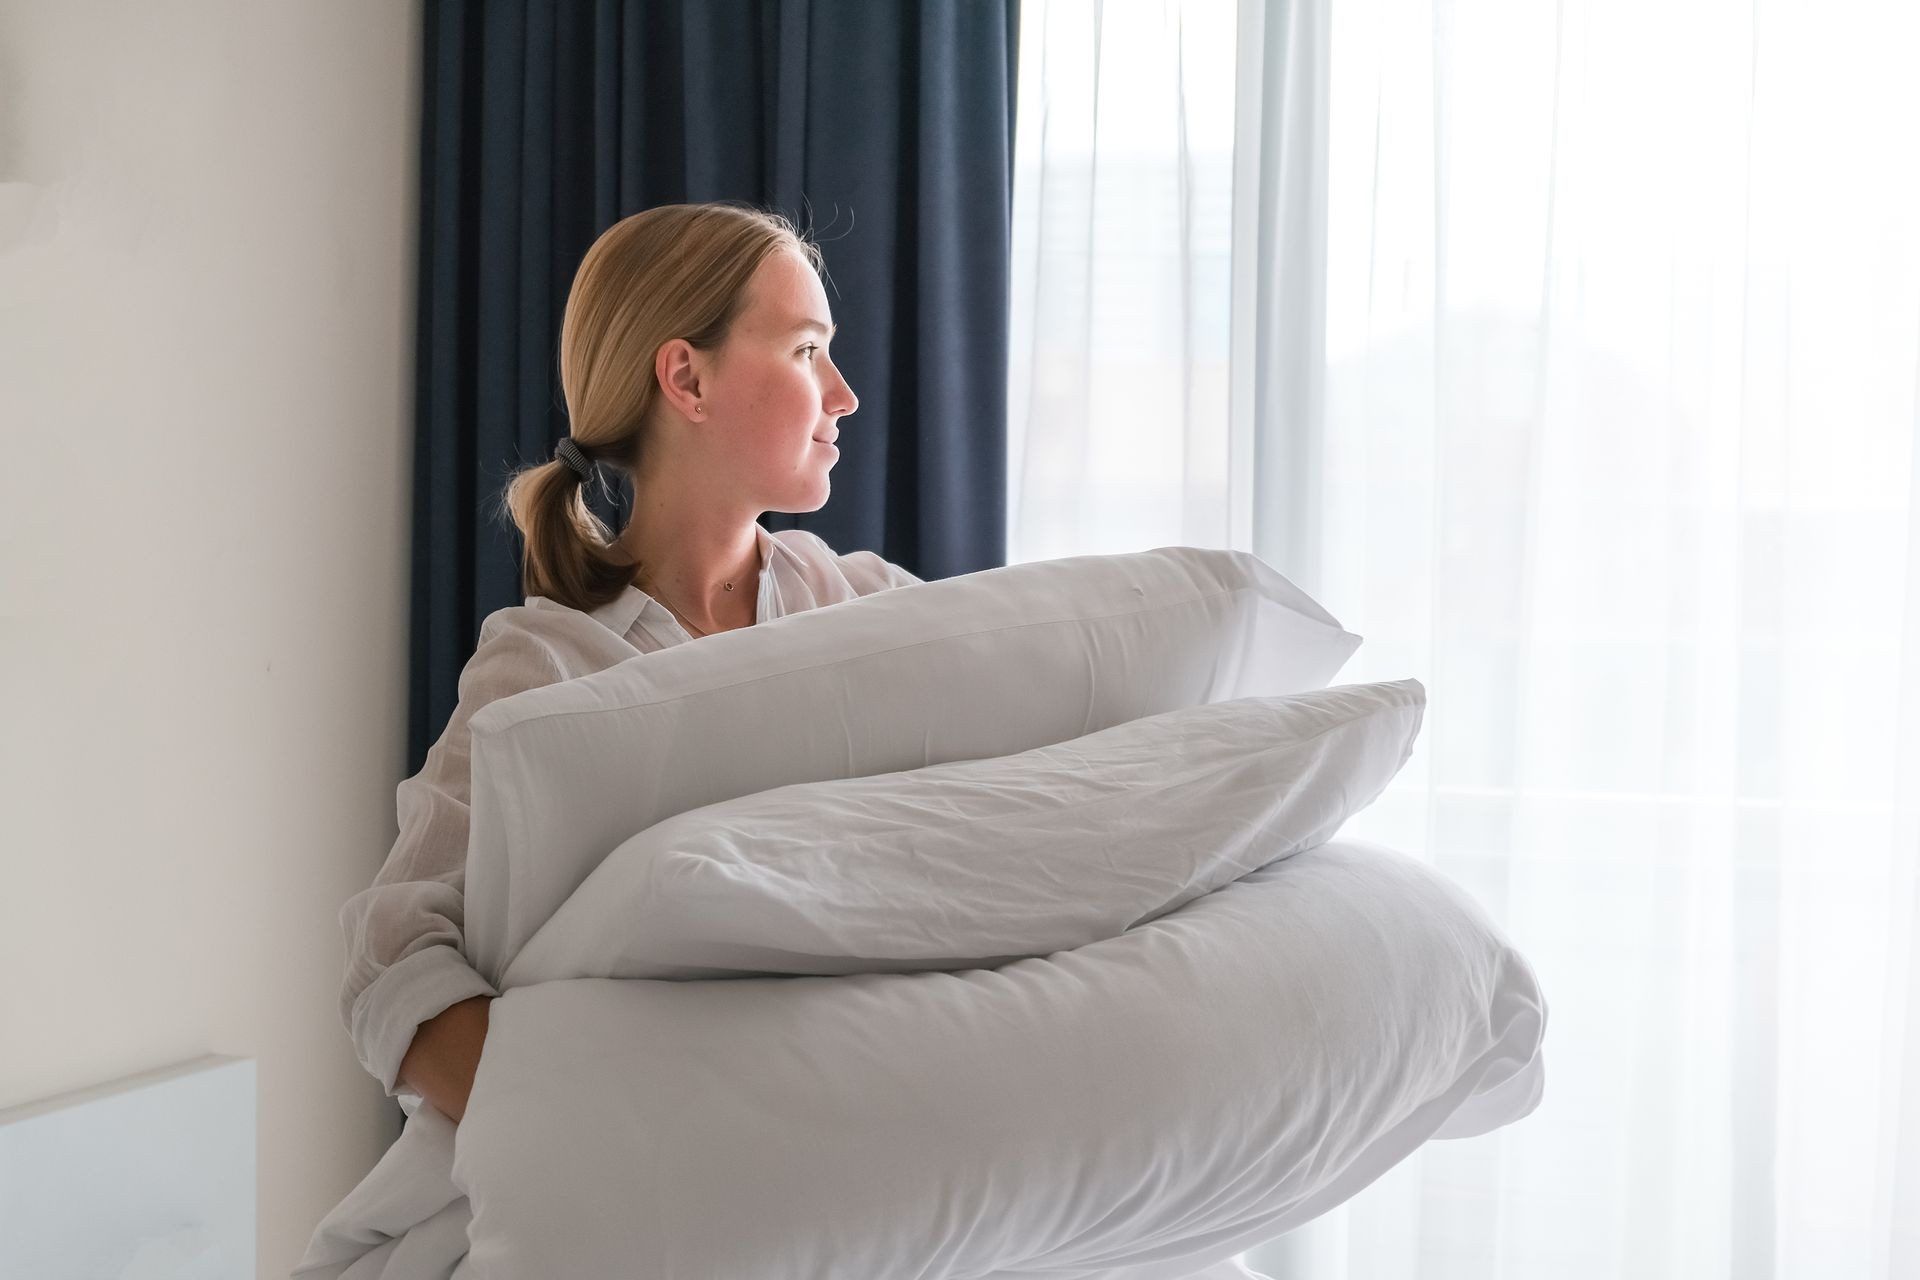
top-left (296, 691), bottom-right (1545, 1278)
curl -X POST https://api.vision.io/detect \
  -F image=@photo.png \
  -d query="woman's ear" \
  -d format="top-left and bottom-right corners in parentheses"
top-left (654, 337), bottom-right (707, 422)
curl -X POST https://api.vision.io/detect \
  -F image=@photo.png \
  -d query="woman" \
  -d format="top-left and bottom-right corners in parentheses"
top-left (337, 202), bottom-right (922, 1125)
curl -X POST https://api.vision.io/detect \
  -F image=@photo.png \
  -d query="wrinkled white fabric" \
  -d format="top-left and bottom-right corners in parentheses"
top-left (295, 836), bottom-right (1545, 1279)
top-left (504, 681), bottom-right (1427, 984)
top-left (299, 542), bottom-right (1547, 1280)
top-left (336, 524), bottom-right (921, 1099)
top-left (458, 544), bottom-right (1364, 984)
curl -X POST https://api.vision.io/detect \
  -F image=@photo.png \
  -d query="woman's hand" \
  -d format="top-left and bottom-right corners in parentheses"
top-left (398, 994), bottom-right (493, 1124)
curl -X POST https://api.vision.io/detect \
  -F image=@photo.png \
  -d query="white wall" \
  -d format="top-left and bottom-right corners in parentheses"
top-left (0, 1), bottom-right (422, 1272)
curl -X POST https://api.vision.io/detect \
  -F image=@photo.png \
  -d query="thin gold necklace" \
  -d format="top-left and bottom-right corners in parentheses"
top-left (652, 578), bottom-right (736, 639)
top-left (642, 536), bottom-right (760, 638)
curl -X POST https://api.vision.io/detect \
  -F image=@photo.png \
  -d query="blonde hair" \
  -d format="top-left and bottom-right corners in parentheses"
top-left (493, 200), bottom-right (826, 613)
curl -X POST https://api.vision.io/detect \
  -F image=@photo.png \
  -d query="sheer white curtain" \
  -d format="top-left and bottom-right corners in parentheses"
top-left (1006, 0), bottom-right (1241, 563)
top-left (1008, 1), bottom-right (1920, 1276)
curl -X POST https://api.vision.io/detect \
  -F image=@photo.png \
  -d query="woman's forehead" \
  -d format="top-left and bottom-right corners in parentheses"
top-left (753, 249), bottom-right (826, 310)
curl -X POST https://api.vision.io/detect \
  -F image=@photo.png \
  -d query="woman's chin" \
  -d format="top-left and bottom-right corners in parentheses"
top-left (787, 478), bottom-right (832, 511)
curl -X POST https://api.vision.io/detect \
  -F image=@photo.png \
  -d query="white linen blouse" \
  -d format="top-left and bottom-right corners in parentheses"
top-left (338, 524), bottom-right (923, 1098)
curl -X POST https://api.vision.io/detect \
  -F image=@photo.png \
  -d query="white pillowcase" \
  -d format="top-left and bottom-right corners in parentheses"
top-left (451, 838), bottom-right (1547, 1279)
top-left (463, 546), bottom-right (1363, 982)
top-left (501, 679), bottom-right (1426, 986)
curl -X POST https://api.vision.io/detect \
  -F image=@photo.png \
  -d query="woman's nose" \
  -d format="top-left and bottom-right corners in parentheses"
top-left (829, 369), bottom-right (857, 417)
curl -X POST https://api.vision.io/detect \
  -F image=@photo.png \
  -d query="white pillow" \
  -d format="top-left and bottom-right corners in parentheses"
top-left (501, 679), bottom-right (1426, 986)
top-left (463, 546), bottom-right (1363, 982)
top-left (450, 838), bottom-right (1548, 1279)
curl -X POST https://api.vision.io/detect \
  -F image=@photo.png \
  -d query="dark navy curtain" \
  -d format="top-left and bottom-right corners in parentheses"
top-left (409, 0), bottom-right (1020, 773)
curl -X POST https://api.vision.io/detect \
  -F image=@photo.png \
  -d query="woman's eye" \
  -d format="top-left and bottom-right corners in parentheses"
top-left (799, 344), bottom-right (819, 361)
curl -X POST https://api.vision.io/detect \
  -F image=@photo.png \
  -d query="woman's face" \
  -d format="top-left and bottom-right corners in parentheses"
top-left (669, 246), bottom-right (858, 513)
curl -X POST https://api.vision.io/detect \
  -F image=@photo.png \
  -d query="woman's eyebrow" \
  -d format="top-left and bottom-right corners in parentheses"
top-left (790, 319), bottom-right (838, 338)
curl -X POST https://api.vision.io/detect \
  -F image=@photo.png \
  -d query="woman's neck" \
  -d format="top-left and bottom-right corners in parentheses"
top-left (622, 514), bottom-right (763, 632)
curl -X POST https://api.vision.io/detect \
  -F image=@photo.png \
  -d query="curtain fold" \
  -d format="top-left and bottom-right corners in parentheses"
top-left (412, 0), bottom-right (1018, 774)
top-left (1007, 0), bottom-right (1240, 564)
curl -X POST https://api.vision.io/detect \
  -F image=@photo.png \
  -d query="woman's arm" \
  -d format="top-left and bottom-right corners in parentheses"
top-left (338, 620), bottom-right (566, 1103)
top-left (398, 994), bottom-right (493, 1122)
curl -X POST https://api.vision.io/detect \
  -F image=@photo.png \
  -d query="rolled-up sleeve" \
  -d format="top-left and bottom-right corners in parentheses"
top-left (337, 620), bottom-right (565, 1098)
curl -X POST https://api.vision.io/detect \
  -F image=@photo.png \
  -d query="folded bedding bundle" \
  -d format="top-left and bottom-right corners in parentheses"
top-left (296, 546), bottom-right (1547, 1280)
